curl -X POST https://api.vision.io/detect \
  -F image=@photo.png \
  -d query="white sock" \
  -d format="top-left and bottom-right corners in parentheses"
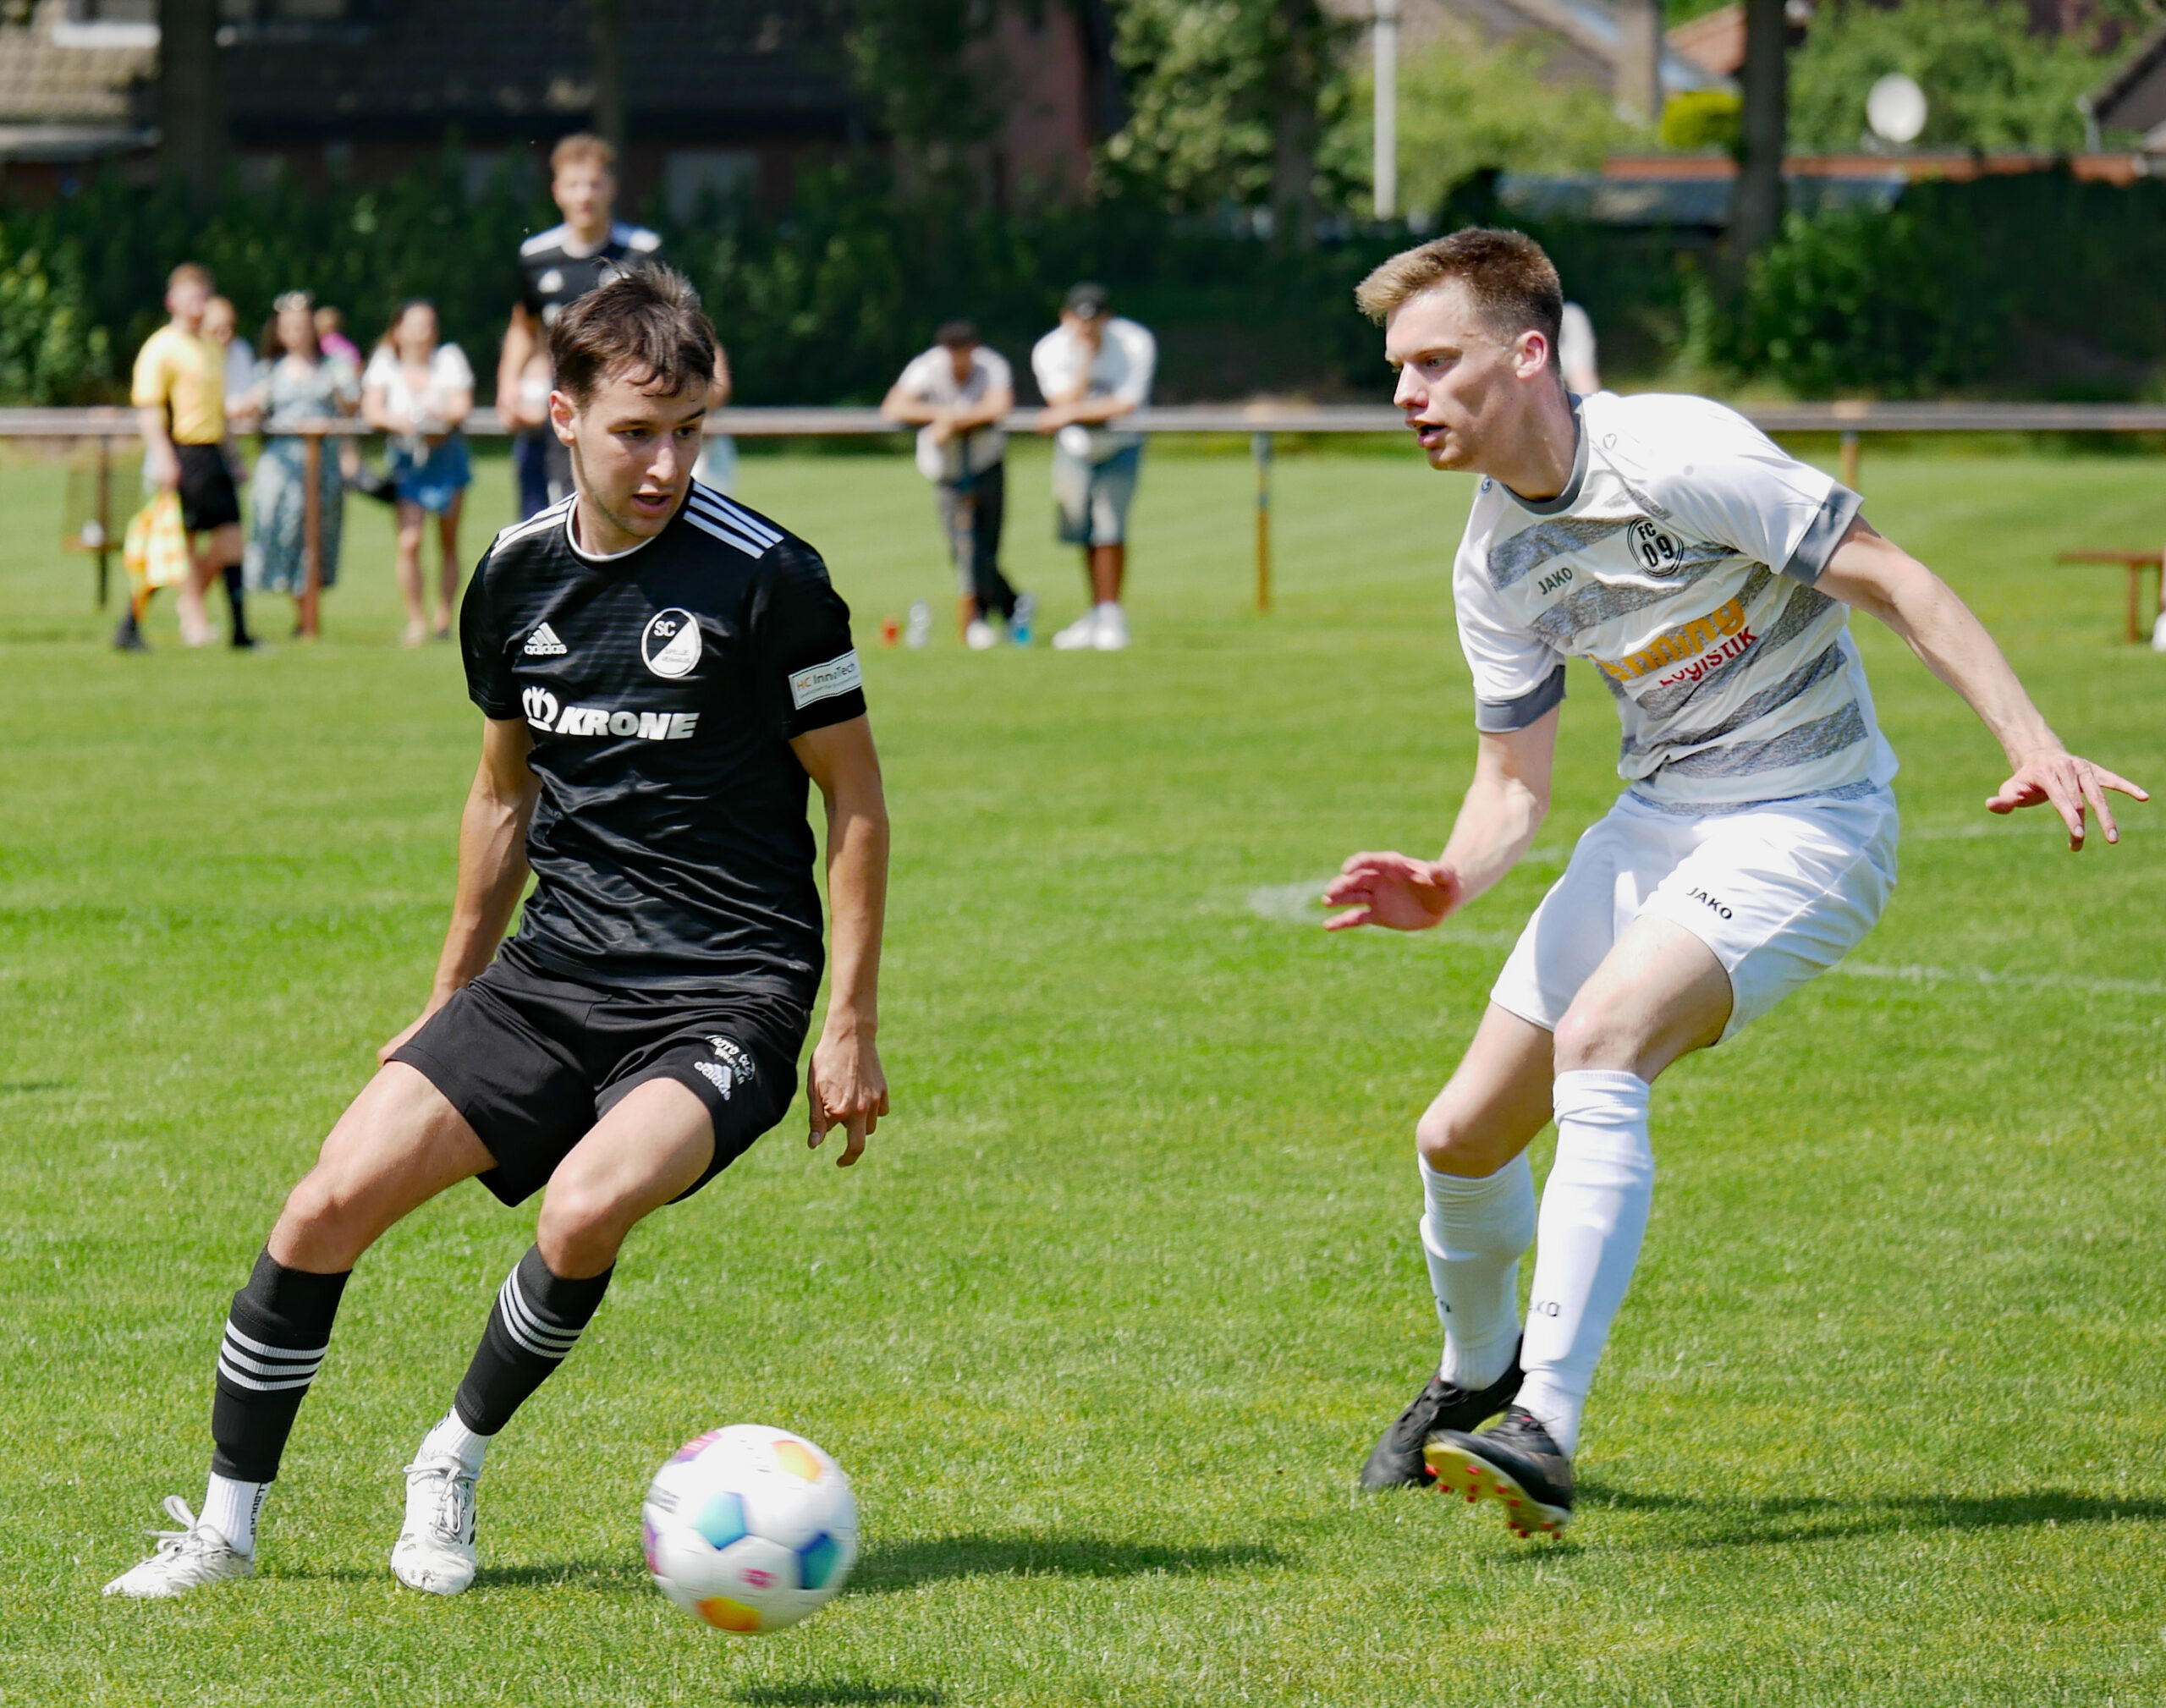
top-left (1515, 1069), bottom-right (1655, 1457)
top-left (421, 1409), bottom-right (493, 1478)
top-left (200, 1473), bottom-right (268, 1557)
top-left (1419, 1155), bottom-right (1536, 1391)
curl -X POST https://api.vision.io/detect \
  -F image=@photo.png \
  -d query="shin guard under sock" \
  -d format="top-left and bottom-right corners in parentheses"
top-left (453, 1246), bottom-right (613, 1436)
top-left (211, 1249), bottom-right (349, 1483)
top-left (1420, 1155), bottom-right (1537, 1391)
top-left (1515, 1070), bottom-right (1655, 1456)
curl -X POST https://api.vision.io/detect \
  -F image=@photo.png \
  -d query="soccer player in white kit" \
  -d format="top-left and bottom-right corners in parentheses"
top-left (1335, 230), bottom-right (2146, 1536)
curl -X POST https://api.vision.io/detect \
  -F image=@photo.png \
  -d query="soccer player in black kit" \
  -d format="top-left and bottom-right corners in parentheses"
top-left (106, 267), bottom-right (890, 1601)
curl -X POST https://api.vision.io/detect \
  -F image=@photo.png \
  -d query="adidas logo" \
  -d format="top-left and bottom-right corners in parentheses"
top-left (524, 623), bottom-right (567, 656)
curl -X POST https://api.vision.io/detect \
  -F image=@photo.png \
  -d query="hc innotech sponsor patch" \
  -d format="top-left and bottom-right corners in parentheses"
top-left (521, 685), bottom-right (698, 740)
top-left (1597, 597), bottom-right (1755, 684)
top-left (789, 651), bottom-right (862, 711)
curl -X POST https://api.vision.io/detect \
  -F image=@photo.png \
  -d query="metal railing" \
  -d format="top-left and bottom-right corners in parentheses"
top-left (10, 399), bottom-right (2165, 628)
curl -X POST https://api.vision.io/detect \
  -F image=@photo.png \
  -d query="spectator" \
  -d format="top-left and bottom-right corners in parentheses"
top-left (882, 319), bottom-right (1031, 649)
top-left (1031, 283), bottom-right (1155, 652)
top-left (362, 299), bottom-right (474, 646)
top-left (243, 290), bottom-right (358, 629)
top-left (1559, 300), bottom-right (1600, 395)
top-left (205, 294), bottom-right (261, 427)
top-left (313, 305), bottom-right (365, 486)
top-left (122, 261), bottom-right (253, 651)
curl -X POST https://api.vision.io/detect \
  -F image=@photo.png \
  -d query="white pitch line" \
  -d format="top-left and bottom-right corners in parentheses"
top-left (1834, 961), bottom-right (2166, 998)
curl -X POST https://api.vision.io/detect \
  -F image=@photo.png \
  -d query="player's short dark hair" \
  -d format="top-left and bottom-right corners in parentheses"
top-left (551, 265), bottom-right (717, 409)
top-left (1354, 228), bottom-right (1564, 358)
top-left (935, 319), bottom-right (978, 349)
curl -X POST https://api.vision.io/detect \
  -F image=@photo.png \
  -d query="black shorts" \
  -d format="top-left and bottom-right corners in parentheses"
top-left (390, 946), bottom-right (809, 1206)
top-left (176, 442), bottom-right (242, 533)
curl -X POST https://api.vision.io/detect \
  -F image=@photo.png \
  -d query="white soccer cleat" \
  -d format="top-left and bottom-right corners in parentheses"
top-left (2152, 611), bottom-right (2166, 653)
top-left (102, 1497), bottom-right (255, 1599)
top-left (965, 618), bottom-right (998, 651)
top-left (391, 1451), bottom-right (479, 1595)
top-left (1050, 612), bottom-right (1098, 651)
top-left (1091, 605), bottom-right (1130, 651)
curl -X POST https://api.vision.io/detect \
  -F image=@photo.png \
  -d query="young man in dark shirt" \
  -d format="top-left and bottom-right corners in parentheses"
top-left (107, 267), bottom-right (889, 1601)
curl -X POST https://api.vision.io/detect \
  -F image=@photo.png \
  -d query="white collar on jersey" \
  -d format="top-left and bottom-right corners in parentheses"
top-left (564, 502), bottom-right (658, 564)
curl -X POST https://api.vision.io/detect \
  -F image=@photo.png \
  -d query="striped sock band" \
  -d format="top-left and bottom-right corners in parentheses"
top-left (453, 1245), bottom-right (613, 1436)
top-left (209, 1250), bottom-right (349, 1484)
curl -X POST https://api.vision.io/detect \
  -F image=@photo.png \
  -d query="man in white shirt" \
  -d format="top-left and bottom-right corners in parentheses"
top-left (1031, 283), bottom-right (1156, 651)
top-left (1331, 228), bottom-right (2144, 1537)
top-left (1558, 301), bottom-right (1598, 394)
top-left (882, 321), bottom-right (1031, 648)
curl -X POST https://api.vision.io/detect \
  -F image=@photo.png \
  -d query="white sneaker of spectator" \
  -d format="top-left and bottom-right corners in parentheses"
top-left (965, 618), bottom-right (998, 651)
top-left (1091, 603), bottom-right (1130, 651)
top-left (1051, 611), bottom-right (1098, 651)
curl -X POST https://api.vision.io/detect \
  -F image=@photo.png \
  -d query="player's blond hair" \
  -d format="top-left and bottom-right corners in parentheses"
top-left (550, 132), bottom-right (616, 176)
top-left (1353, 228), bottom-right (1564, 357)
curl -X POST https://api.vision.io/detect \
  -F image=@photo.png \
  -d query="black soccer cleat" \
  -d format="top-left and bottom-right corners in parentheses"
top-left (1425, 1405), bottom-right (1574, 1537)
top-left (1358, 1348), bottom-right (1523, 1491)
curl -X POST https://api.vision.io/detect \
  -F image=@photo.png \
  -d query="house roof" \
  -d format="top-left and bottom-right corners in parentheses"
top-left (0, 0), bottom-right (154, 139)
top-left (2089, 19), bottom-right (2166, 141)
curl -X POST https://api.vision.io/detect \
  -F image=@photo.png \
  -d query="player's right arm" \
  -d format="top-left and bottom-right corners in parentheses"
top-left (1324, 706), bottom-right (1558, 931)
top-left (379, 717), bottom-right (539, 1062)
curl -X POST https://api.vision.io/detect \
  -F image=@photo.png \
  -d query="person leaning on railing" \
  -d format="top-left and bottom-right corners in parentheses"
top-left (242, 291), bottom-right (359, 633)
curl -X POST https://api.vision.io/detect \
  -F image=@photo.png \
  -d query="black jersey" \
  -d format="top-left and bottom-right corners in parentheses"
top-left (518, 221), bottom-right (667, 330)
top-left (459, 481), bottom-right (866, 999)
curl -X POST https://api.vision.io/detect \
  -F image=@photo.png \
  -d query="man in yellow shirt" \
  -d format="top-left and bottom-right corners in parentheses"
top-left (123, 262), bottom-right (252, 651)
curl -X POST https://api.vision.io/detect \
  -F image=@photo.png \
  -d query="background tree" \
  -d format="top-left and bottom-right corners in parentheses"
top-left (1788, 0), bottom-right (2118, 153)
top-left (157, 0), bottom-right (225, 205)
top-left (1730, 0), bottom-right (1790, 266)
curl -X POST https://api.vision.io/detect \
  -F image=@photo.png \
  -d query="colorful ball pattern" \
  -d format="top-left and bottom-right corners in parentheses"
top-left (641, 1425), bottom-right (858, 1634)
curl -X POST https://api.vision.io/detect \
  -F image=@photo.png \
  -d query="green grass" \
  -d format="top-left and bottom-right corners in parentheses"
top-left (2, 439), bottom-right (2163, 1705)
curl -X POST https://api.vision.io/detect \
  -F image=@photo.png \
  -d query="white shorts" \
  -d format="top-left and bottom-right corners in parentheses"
top-left (1490, 786), bottom-right (1899, 1043)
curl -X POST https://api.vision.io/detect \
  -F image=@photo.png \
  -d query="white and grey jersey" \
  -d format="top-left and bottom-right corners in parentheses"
top-left (1453, 391), bottom-right (1899, 812)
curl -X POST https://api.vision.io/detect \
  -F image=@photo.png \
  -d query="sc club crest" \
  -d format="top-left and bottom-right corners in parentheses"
top-left (642, 608), bottom-right (702, 678)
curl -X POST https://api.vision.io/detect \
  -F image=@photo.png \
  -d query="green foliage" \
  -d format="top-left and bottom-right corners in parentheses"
top-left (0, 230), bottom-right (109, 404)
top-left (1324, 28), bottom-right (1646, 218)
top-left (838, 0), bottom-right (1001, 155)
top-left (1663, 87), bottom-right (1743, 151)
top-left (1700, 171), bottom-right (2166, 396)
top-left (1100, 0), bottom-right (1358, 216)
top-left (1788, 0), bottom-right (2114, 153)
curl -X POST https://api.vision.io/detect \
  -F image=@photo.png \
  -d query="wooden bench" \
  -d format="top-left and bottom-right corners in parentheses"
top-left (2056, 550), bottom-right (2163, 643)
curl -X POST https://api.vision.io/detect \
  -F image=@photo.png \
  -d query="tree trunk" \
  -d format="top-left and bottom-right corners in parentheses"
top-left (157, 0), bottom-right (223, 204)
top-left (1613, 0), bottom-right (1662, 129)
top-left (1730, 0), bottom-right (1788, 265)
top-left (589, 0), bottom-right (625, 156)
top-left (1268, 0), bottom-right (1322, 247)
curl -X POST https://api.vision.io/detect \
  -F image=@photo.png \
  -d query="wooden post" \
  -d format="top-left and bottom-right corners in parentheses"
top-left (1839, 429), bottom-right (1861, 492)
top-left (1253, 431), bottom-right (1273, 614)
top-left (94, 435), bottom-right (112, 609)
top-left (300, 429), bottom-right (323, 639)
top-left (2127, 560), bottom-right (2144, 645)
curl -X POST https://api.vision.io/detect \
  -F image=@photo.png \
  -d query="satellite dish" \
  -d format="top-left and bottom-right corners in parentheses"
top-left (1866, 74), bottom-right (1927, 146)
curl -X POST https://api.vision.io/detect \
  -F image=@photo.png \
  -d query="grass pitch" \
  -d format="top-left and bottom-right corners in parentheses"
top-left (1, 439), bottom-right (2163, 1705)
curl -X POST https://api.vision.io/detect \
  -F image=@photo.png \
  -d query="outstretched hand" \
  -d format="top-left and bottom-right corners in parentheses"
top-left (1322, 851), bottom-right (1461, 931)
top-left (1987, 750), bottom-right (2148, 849)
top-left (806, 1026), bottom-right (888, 1167)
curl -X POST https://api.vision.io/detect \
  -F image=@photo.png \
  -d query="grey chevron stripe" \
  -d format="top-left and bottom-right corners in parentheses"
top-left (1487, 516), bottom-right (1632, 591)
top-left (1659, 700), bottom-right (1869, 778)
top-left (1627, 642), bottom-right (1849, 755)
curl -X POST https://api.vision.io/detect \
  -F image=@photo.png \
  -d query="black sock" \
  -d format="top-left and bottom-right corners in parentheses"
top-left (222, 563), bottom-right (252, 644)
top-left (211, 1249), bottom-right (349, 1483)
top-left (453, 1245), bottom-right (613, 1436)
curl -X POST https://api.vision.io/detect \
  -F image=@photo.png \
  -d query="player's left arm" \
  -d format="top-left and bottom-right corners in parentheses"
top-left (791, 715), bottom-right (889, 1166)
top-left (1817, 515), bottom-right (2148, 848)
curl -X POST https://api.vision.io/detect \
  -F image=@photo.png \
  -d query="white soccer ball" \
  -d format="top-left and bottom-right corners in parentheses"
top-left (641, 1424), bottom-right (858, 1634)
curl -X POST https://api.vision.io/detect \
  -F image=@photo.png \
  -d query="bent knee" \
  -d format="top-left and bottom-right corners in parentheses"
top-left (1416, 1101), bottom-right (1517, 1177)
top-left (535, 1185), bottom-right (634, 1275)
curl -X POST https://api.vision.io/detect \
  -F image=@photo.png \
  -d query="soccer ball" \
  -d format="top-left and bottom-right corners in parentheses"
top-left (641, 1425), bottom-right (858, 1634)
